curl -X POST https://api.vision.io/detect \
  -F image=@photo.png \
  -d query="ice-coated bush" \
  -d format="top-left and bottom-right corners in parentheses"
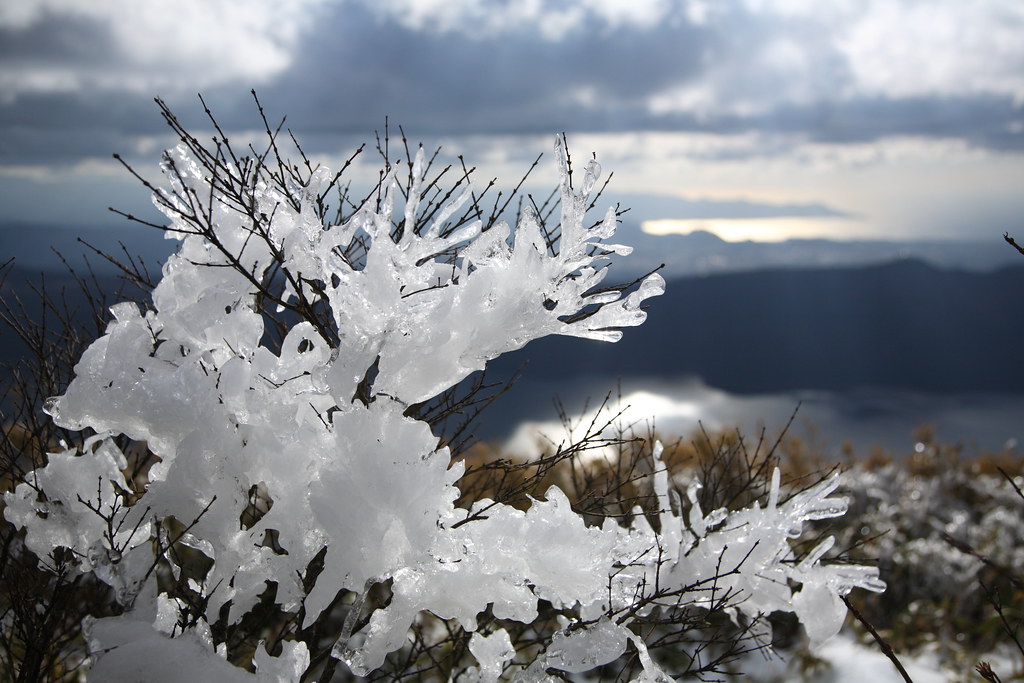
top-left (3, 102), bottom-right (884, 681)
top-left (831, 447), bottom-right (1024, 661)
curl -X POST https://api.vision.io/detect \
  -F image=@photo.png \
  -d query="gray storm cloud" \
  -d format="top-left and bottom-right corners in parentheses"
top-left (2, 0), bottom-right (1024, 239)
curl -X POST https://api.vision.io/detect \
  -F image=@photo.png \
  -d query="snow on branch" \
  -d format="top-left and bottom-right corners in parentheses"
top-left (3, 112), bottom-right (883, 681)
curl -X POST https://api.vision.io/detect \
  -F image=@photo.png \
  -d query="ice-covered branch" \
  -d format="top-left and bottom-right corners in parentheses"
top-left (3, 120), bottom-right (883, 681)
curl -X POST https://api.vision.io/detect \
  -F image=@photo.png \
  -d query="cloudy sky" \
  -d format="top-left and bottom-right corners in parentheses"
top-left (2, 0), bottom-right (1024, 245)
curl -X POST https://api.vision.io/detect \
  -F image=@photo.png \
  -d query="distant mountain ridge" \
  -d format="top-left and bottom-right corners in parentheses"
top-left (0, 222), bottom-right (172, 275)
top-left (491, 258), bottom-right (1024, 394)
top-left (616, 226), bottom-right (1023, 279)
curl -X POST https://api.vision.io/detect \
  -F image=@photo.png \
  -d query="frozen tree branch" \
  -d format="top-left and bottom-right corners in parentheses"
top-left (2, 99), bottom-right (884, 681)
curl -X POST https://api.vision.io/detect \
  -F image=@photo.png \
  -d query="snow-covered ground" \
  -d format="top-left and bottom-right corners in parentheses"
top-left (746, 634), bottom-right (1024, 683)
top-left (737, 633), bottom-right (951, 682)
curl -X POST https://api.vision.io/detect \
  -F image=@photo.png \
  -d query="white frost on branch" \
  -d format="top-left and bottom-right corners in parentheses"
top-left (279, 135), bottom-right (666, 405)
top-left (4, 134), bottom-right (883, 681)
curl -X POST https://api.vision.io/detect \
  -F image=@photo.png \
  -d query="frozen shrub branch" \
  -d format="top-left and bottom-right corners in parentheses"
top-left (3, 98), bottom-right (884, 681)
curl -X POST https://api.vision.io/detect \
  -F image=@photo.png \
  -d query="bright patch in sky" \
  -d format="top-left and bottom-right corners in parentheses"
top-left (641, 217), bottom-right (864, 242)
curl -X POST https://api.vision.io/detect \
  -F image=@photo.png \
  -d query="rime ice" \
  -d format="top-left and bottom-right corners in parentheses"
top-left (4, 134), bottom-right (882, 681)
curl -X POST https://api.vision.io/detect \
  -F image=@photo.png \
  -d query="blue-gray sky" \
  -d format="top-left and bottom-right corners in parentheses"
top-left (2, 0), bottom-right (1024, 244)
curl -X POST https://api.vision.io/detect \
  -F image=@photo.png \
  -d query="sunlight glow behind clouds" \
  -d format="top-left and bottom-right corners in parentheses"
top-left (387, 130), bottom-right (1024, 242)
top-left (641, 217), bottom-right (863, 242)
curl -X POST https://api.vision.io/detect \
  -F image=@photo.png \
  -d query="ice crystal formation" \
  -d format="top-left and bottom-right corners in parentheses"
top-left (5, 130), bottom-right (883, 681)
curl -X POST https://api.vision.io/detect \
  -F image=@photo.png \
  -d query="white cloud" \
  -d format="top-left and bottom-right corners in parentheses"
top-left (648, 0), bottom-right (1024, 117)
top-left (8, 0), bottom-right (1023, 116)
top-left (363, 0), bottom-right (684, 40)
top-left (0, 0), bottom-right (328, 97)
top-left (0, 156), bottom-right (144, 183)
top-left (838, 1), bottom-right (1024, 102)
top-left (582, 0), bottom-right (673, 30)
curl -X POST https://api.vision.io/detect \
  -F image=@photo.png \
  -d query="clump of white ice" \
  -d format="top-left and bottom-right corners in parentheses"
top-left (4, 133), bottom-right (883, 681)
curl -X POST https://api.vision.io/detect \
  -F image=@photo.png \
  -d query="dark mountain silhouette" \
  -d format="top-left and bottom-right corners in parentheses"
top-left (0, 222), bottom-right (172, 275)
top-left (490, 259), bottom-right (1024, 394)
top-left (617, 226), bottom-right (1023, 279)
top-left (0, 266), bottom-right (149, 366)
top-left (3, 220), bottom-right (1021, 281)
